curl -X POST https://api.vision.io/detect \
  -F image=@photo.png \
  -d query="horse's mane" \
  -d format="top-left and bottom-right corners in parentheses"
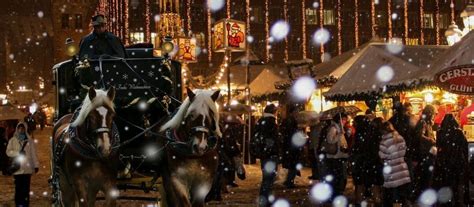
top-left (71, 89), bottom-right (115, 127)
top-left (160, 89), bottom-right (221, 137)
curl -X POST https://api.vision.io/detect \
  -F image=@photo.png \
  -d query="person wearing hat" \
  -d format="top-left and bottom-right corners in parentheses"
top-left (251, 104), bottom-right (281, 206)
top-left (78, 14), bottom-right (126, 59)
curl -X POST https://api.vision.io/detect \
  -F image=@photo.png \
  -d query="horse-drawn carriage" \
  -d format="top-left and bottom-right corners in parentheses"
top-left (50, 46), bottom-right (229, 206)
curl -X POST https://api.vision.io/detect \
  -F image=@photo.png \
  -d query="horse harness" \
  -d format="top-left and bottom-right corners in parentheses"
top-left (165, 124), bottom-right (218, 157)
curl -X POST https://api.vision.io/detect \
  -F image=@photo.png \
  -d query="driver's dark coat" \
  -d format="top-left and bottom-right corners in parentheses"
top-left (78, 32), bottom-right (126, 59)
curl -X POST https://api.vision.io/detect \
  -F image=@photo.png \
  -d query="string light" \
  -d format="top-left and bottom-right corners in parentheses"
top-left (451, 0), bottom-right (455, 21)
top-left (435, 0), bottom-right (440, 45)
top-left (319, 0), bottom-right (324, 61)
top-left (355, 0), bottom-right (359, 46)
top-left (124, 0), bottom-right (129, 45)
top-left (246, 0), bottom-right (250, 34)
top-left (284, 0), bottom-right (288, 61)
top-left (388, 0), bottom-right (392, 39)
top-left (337, 0), bottom-right (342, 55)
top-left (371, 0), bottom-right (376, 37)
top-left (420, 0), bottom-right (424, 45)
top-left (302, 0), bottom-right (307, 58)
top-left (145, 0), bottom-right (151, 43)
top-left (207, 6), bottom-right (212, 63)
top-left (265, 0), bottom-right (269, 62)
top-left (404, 0), bottom-right (408, 44)
top-left (227, 0), bottom-right (231, 18)
top-left (187, 0), bottom-right (191, 34)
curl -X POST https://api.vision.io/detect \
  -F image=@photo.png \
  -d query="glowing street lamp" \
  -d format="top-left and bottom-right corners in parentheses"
top-left (445, 22), bottom-right (463, 46)
top-left (460, 3), bottom-right (474, 34)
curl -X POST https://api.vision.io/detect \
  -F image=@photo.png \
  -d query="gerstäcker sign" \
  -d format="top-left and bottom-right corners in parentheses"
top-left (434, 65), bottom-right (474, 95)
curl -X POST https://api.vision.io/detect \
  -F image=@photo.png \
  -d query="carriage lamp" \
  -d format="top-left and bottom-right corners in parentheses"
top-left (65, 38), bottom-right (77, 57)
top-left (161, 36), bottom-right (175, 55)
top-left (461, 3), bottom-right (474, 35)
top-left (445, 22), bottom-right (463, 46)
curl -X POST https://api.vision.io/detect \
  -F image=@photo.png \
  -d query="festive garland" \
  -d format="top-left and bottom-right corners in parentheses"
top-left (324, 78), bottom-right (436, 102)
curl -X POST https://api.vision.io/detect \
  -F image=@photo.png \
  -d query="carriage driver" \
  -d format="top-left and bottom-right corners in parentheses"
top-left (78, 14), bottom-right (126, 59)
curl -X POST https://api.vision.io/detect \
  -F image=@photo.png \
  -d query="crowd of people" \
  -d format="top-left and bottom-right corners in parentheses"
top-left (252, 102), bottom-right (473, 206)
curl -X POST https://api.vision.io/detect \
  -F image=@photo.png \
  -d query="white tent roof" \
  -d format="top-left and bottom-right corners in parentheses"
top-left (249, 69), bottom-right (286, 96)
top-left (419, 31), bottom-right (474, 81)
top-left (324, 45), bottom-right (424, 100)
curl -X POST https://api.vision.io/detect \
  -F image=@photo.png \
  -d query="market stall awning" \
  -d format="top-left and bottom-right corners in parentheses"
top-left (324, 45), bottom-right (424, 101)
top-left (421, 31), bottom-right (474, 82)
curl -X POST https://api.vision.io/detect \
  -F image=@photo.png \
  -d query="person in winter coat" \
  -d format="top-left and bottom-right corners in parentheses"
top-left (6, 122), bottom-right (39, 207)
top-left (379, 121), bottom-right (411, 206)
top-left (324, 113), bottom-right (350, 198)
top-left (413, 105), bottom-right (437, 197)
top-left (252, 104), bottom-right (281, 207)
top-left (433, 114), bottom-right (469, 206)
top-left (78, 14), bottom-right (126, 59)
top-left (280, 105), bottom-right (302, 188)
top-left (0, 126), bottom-right (8, 175)
top-left (365, 117), bottom-right (385, 205)
top-left (351, 115), bottom-right (369, 204)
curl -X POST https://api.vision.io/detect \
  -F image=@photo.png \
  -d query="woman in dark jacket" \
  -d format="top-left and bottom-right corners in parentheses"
top-left (351, 115), bottom-right (369, 204)
top-left (433, 114), bottom-right (469, 206)
top-left (413, 105), bottom-right (437, 197)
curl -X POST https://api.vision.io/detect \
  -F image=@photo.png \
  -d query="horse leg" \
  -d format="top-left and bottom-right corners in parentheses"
top-left (74, 178), bottom-right (96, 207)
top-left (102, 178), bottom-right (118, 207)
top-left (191, 181), bottom-right (212, 207)
top-left (161, 173), bottom-right (192, 207)
top-left (59, 174), bottom-right (77, 207)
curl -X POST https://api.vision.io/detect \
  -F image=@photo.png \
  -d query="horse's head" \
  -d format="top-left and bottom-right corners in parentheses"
top-left (184, 88), bottom-right (220, 155)
top-left (71, 87), bottom-right (116, 157)
top-left (160, 88), bottom-right (221, 156)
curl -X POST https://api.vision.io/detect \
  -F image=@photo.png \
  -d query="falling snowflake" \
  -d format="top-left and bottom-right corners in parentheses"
top-left (333, 195), bottom-right (348, 207)
top-left (263, 161), bottom-right (276, 174)
top-left (292, 76), bottom-right (316, 100)
top-left (122, 74), bottom-right (128, 80)
top-left (386, 38), bottom-right (403, 54)
top-left (270, 21), bottom-right (290, 41)
top-left (273, 199), bottom-right (290, 207)
top-left (418, 189), bottom-right (437, 206)
top-left (37, 11), bottom-right (44, 18)
top-left (313, 28), bottom-right (330, 45)
top-left (94, 66), bottom-right (100, 72)
top-left (148, 71), bottom-right (155, 77)
top-left (247, 35), bottom-right (254, 43)
top-left (207, 0), bottom-right (225, 12)
top-left (310, 183), bottom-right (332, 203)
top-left (291, 131), bottom-right (307, 147)
top-left (376, 65), bottom-right (394, 82)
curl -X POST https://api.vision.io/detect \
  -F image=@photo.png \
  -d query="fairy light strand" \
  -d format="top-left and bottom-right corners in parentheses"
top-left (284, 0), bottom-right (288, 61)
top-left (187, 0), bottom-right (191, 34)
top-left (420, 0), bottom-right (424, 45)
top-left (404, 0), bottom-right (408, 44)
top-left (435, 0), bottom-right (440, 45)
top-left (124, 0), bottom-right (129, 45)
top-left (302, 0), bottom-right (307, 59)
top-left (451, 0), bottom-right (455, 21)
top-left (371, 0), bottom-right (376, 38)
top-left (227, 0), bottom-right (231, 18)
top-left (246, 0), bottom-right (250, 37)
top-left (337, 0), bottom-right (342, 55)
top-left (319, 0), bottom-right (324, 61)
top-left (145, 0), bottom-right (151, 43)
top-left (355, 0), bottom-right (359, 47)
top-left (265, 0), bottom-right (269, 62)
top-left (388, 0), bottom-right (392, 40)
top-left (207, 6), bottom-right (212, 63)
